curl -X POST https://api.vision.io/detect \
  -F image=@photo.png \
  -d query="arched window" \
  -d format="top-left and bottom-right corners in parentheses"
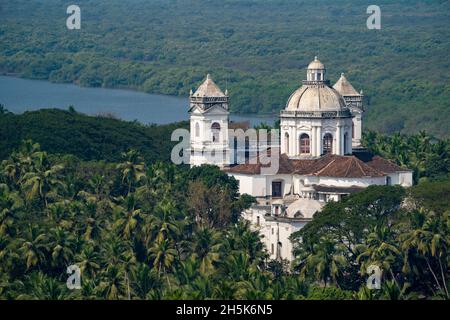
top-left (352, 122), bottom-right (355, 139)
top-left (195, 122), bottom-right (200, 137)
top-left (285, 132), bottom-right (289, 154)
top-left (211, 122), bottom-right (220, 142)
top-left (344, 132), bottom-right (348, 154)
top-left (300, 134), bottom-right (310, 154)
top-left (323, 133), bottom-right (333, 154)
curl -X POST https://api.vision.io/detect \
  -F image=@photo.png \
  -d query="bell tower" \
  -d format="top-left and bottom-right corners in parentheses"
top-left (189, 74), bottom-right (230, 167)
top-left (333, 73), bottom-right (364, 147)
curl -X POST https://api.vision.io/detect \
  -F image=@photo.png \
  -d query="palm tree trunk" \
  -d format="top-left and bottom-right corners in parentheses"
top-left (425, 257), bottom-right (442, 291)
top-left (437, 258), bottom-right (449, 298)
top-left (389, 268), bottom-right (402, 296)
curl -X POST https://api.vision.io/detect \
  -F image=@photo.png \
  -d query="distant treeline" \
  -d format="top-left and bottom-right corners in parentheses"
top-left (1, 0), bottom-right (449, 137)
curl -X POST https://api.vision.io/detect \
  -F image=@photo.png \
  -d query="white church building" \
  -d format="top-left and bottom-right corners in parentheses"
top-left (187, 57), bottom-right (413, 261)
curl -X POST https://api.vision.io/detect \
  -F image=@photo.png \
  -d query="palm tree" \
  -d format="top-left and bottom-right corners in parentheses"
top-left (17, 225), bottom-right (48, 270)
top-left (191, 227), bottom-right (222, 275)
top-left (21, 151), bottom-right (64, 207)
top-left (357, 226), bottom-right (402, 292)
top-left (400, 208), bottom-right (449, 298)
top-left (98, 264), bottom-right (127, 300)
top-left (300, 239), bottom-right (347, 287)
top-left (130, 263), bottom-right (161, 299)
top-left (145, 198), bottom-right (182, 245)
top-left (75, 245), bottom-right (100, 279)
top-left (15, 271), bottom-right (70, 300)
top-left (148, 239), bottom-right (177, 276)
top-left (113, 195), bottom-right (144, 240)
top-left (48, 227), bottom-right (75, 270)
top-left (116, 150), bottom-right (146, 195)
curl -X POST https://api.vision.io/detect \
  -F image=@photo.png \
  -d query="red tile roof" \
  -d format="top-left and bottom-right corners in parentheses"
top-left (226, 151), bottom-right (405, 178)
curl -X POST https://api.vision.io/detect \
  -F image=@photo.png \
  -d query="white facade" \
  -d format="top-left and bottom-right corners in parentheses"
top-left (189, 74), bottom-right (230, 167)
top-left (188, 58), bottom-right (414, 263)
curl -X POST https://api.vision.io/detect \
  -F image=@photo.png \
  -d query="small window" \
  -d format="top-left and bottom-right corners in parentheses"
top-left (272, 181), bottom-right (282, 197)
top-left (344, 132), bottom-right (349, 154)
top-left (211, 122), bottom-right (220, 142)
top-left (323, 133), bottom-right (333, 154)
top-left (271, 243), bottom-right (274, 254)
top-left (300, 134), bottom-right (310, 154)
top-left (285, 132), bottom-right (289, 154)
top-left (256, 216), bottom-right (260, 226)
top-left (195, 122), bottom-right (200, 137)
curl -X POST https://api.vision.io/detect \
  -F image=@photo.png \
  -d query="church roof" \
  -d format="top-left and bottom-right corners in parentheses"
top-left (192, 74), bottom-right (226, 98)
top-left (354, 153), bottom-right (411, 173)
top-left (333, 73), bottom-right (360, 96)
top-left (225, 151), bottom-right (405, 178)
top-left (301, 154), bottom-right (384, 178)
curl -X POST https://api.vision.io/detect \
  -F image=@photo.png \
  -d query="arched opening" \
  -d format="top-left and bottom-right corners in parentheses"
top-left (300, 133), bottom-right (310, 154)
top-left (284, 132), bottom-right (289, 154)
top-left (195, 122), bottom-right (200, 137)
top-left (211, 122), bottom-right (220, 142)
top-left (323, 133), bottom-right (333, 154)
top-left (344, 132), bottom-right (348, 154)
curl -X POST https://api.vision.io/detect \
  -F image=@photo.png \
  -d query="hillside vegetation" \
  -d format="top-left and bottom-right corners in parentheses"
top-left (0, 0), bottom-right (449, 137)
top-left (0, 107), bottom-right (187, 163)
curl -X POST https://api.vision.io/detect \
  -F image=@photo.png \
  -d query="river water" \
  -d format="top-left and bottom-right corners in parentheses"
top-left (0, 76), bottom-right (276, 126)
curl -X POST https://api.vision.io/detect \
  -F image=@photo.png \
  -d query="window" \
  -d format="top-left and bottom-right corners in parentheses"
top-left (211, 122), bottom-right (220, 142)
top-left (285, 132), bottom-right (289, 154)
top-left (271, 243), bottom-right (274, 254)
top-left (256, 216), bottom-right (260, 226)
top-left (195, 122), bottom-right (200, 137)
top-left (323, 133), bottom-right (333, 154)
top-left (386, 176), bottom-right (392, 185)
top-left (352, 123), bottom-right (355, 139)
top-left (300, 134), bottom-right (310, 154)
top-left (272, 181), bottom-right (282, 197)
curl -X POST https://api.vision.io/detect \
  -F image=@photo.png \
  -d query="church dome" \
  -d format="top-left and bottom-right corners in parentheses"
top-left (285, 57), bottom-right (347, 112)
top-left (285, 83), bottom-right (347, 111)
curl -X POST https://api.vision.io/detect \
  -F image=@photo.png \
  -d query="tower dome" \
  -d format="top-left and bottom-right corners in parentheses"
top-left (191, 74), bottom-right (226, 98)
top-left (307, 56), bottom-right (325, 70)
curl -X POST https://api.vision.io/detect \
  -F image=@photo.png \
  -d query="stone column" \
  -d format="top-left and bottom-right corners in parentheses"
top-left (311, 126), bottom-right (316, 156)
top-left (316, 127), bottom-right (323, 157)
top-left (336, 125), bottom-right (341, 155)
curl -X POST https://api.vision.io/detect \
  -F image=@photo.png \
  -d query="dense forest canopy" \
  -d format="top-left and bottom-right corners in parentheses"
top-left (0, 139), bottom-right (448, 300)
top-left (0, 0), bottom-right (449, 137)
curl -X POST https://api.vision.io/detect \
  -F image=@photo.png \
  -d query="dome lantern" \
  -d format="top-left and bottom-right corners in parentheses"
top-left (307, 56), bottom-right (326, 82)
